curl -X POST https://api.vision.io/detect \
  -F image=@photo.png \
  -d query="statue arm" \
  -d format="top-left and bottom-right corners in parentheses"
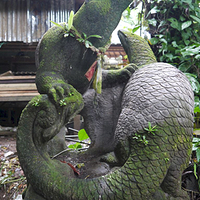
top-left (102, 63), bottom-right (138, 88)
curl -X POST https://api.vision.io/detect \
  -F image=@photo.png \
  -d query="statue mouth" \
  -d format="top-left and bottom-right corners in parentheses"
top-left (117, 30), bottom-right (131, 62)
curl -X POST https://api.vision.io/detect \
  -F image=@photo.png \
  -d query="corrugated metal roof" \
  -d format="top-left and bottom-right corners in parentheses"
top-left (0, 0), bottom-right (75, 43)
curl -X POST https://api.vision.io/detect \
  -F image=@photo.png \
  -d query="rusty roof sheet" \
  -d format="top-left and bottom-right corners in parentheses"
top-left (105, 45), bottom-right (126, 58)
top-left (0, 0), bottom-right (74, 43)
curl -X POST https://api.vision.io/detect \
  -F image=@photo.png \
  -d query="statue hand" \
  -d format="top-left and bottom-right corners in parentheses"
top-left (48, 83), bottom-right (71, 104)
top-left (102, 63), bottom-right (138, 88)
top-left (120, 63), bottom-right (138, 79)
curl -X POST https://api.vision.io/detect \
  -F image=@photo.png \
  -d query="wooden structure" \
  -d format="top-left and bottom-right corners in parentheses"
top-left (0, 44), bottom-right (125, 102)
top-left (0, 75), bottom-right (38, 102)
top-left (0, 0), bottom-right (126, 127)
top-left (0, 0), bottom-right (75, 126)
top-left (0, 75), bottom-right (38, 126)
top-left (0, 43), bottom-right (126, 126)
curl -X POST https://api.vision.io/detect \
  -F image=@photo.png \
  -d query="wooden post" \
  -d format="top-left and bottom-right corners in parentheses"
top-left (74, 115), bottom-right (81, 133)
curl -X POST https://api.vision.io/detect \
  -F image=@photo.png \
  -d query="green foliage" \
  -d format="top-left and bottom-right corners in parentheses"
top-left (192, 136), bottom-right (200, 180)
top-left (132, 25), bottom-right (141, 33)
top-left (32, 98), bottom-right (40, 107)
top-left (192, 136), bottom-right (200, 161)
top-left (145, 0), bottom-right (200, 68)
top-left (59, 99), bottom-right (67, 107)
top-left (133, 133), bottom-right (149, 145)
top-left (50, 10), bottom-right (74, 36)
top-left (68, 143), bottom-right (82, 150)
top-left (135, 0), bottom-right (200, 125)
top-left (144, 122), bottom-right (158, 135)
top-left (133, 122), bottom-right (157, 146)
top-left (78, 129), bottom-right (89, 141)
top-left (164, 157), bottom-right (170, 163)
top-left (77, 32), bottom-right (102, 48)
top-left (68, 10), bottom-right (74, 31)
top-left (51, 10), bottom-right (102, 48)
top-left (68, 129), bottom-right (90, 150)
top-left (0, 42), bottom-right (5, 48)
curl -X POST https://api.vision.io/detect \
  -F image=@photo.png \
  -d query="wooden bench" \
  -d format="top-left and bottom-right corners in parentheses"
top-left (0, 75), bottom-right (39, 102)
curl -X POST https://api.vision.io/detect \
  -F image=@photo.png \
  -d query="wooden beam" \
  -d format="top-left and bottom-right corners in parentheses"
top-left (0, 95), bottom-right (38, 102)
top-left (0, 90), bottom-right (39, 101)
top-left (0, 83), bottom-right (37, 91)
top-left (0, 76), bottom-right (36, 83)
top-left (0, 91), bottom-right (38, 95)
top-left (0, 76), bottom-right (35, 80)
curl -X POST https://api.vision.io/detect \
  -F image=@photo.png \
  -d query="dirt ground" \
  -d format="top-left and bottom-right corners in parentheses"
top-left (1, 131), bottom-right (200, 200)
top-left (0, 133), bottom-right (17, 152)
top-left (0, 132), bottom-right (25, 200)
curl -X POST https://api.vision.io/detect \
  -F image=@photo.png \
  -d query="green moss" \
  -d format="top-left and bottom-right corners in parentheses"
top-left (118, 30), bottom-right (157, 66)
top-left (55, 79), bottom-right (66, 84)
top-left (95, 0), bottom-right (111, 15)
top-left (30, 95), bottom-right (43, 107)
top-left (39, 59), bottom-right (45, 69)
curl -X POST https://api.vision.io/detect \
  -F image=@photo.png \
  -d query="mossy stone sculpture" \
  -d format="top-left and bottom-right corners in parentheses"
top-left (17, 1), bottom-right (194, 199)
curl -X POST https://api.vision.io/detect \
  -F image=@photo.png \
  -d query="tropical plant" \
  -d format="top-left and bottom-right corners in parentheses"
top-left (77, 32), bottom-right (102, 48)
top-left (126, 0), bottom-right (200, 126)
top-left (144, 0), bottom-right (200, 71)
top-left (50, 10), bottom-right (75, 37)
top-left (68, 129), bottom-right (90, 150)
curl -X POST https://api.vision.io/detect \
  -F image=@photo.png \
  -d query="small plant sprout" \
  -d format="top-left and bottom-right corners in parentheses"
top-left (67, 10), bottom-right (74, 31)
top-left (141, 135), bottom-right (149, 145)
top-left (50, 10), bottom-right (75, 37)
top-left (164, 158), bottom-right (170, 163)
top-left (59, 99), bottom-right (67, 107)
top-left (32, 98), bottom-right (40, 107)
top-left (64, 10), bottom-right (75, 37)
top-left (133, 133), bottom-right (149, 145)
top-left (77, 32), bottom-right (102, 48)
top-left (144, 122), bottom-right (158, 135)
top-left (50, 10), bottom-right (101, 48)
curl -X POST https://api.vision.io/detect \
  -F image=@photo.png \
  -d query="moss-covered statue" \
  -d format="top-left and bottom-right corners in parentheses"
top-left (17, 0), bottom-right (194, 199)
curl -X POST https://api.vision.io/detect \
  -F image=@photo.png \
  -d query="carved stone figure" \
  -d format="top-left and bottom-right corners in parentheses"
top-left (17, 0), bottom-right (194, 199)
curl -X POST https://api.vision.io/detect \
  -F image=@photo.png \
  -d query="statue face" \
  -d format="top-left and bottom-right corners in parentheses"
top-left (118, 30), bottom-right (132, 63)
top-left (36, 24), bottom-right (98, 95)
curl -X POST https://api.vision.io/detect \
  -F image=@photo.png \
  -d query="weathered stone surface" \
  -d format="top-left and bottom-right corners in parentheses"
top-left (73, 0), bottom-right (133, 48)
top-left (17, 1), bottom-right (194, 199)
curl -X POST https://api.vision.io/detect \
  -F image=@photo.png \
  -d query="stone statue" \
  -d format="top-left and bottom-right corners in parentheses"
top-left (17, 0), bottom-right (194, 199)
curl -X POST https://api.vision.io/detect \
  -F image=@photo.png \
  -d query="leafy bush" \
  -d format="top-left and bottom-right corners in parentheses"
top-left (146, 0), bottom-right (200, 70)
top-left (138, 0), bottom-right (200, 126)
